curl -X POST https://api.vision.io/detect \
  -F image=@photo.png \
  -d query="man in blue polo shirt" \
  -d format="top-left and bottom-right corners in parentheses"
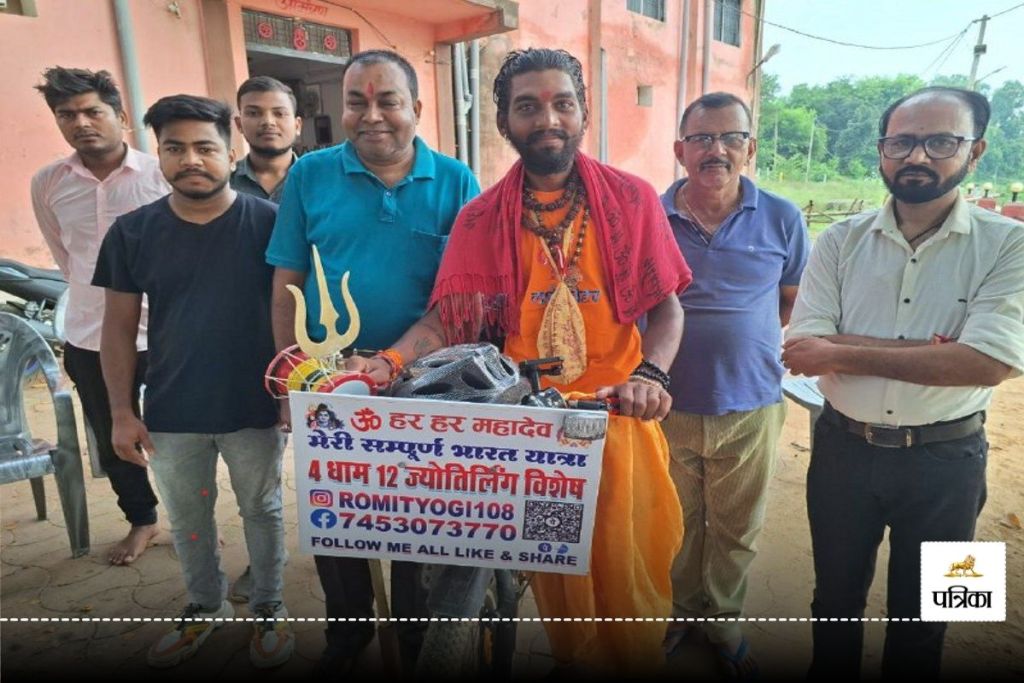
top-left (659, 92), bottom-right (809, 678)
top-left (266, 49), bottom-right (479, 676)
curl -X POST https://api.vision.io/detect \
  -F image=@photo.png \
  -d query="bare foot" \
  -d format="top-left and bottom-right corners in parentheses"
top-left (109, 524), bottom-right (160, 565)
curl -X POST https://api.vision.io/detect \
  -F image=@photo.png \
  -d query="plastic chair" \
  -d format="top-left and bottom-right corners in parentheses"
top-left (0, 312), bottom-right (89, 557)
top-left (782, 375), bottom-right (824, 451)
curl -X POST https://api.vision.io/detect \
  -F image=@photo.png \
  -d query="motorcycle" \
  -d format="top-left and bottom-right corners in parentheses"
top-left (0, 258), bottom-right (68, 351)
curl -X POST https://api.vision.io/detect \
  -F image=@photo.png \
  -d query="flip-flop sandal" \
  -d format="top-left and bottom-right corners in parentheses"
top-left (662, 624), bottom-right (697, 658)
top-left (715, 637), bottom-right (759, 680)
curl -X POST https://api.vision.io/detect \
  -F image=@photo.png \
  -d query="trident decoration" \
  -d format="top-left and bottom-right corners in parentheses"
top-left (288, 245), bottom-right (361, 358)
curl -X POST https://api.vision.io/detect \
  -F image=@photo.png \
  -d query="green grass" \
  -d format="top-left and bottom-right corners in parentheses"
top-left (759, 177), bottom-right (888, 236)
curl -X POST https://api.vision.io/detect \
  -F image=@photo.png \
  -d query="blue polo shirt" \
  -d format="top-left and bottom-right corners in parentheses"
top-left (267, 137), bottom-right (480, 349)
top-left (662, 175), bottom-right (809, 415)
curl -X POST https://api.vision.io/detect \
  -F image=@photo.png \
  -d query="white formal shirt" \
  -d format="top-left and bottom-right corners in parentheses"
top-left (31, 146), bottom-right (170, 351)
top-left (787, 193), bottom-right (1024, 426)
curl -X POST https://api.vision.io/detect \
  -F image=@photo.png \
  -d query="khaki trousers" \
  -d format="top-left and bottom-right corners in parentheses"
top-left (662, 402), bottom-right (786, 643)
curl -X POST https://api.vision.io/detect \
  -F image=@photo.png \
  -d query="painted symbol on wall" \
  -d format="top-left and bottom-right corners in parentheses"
top-left (323, 33), bottom-right (338, 51)
top-left (257, 21), bottom-right (273, 39)
top-left (293, 26), bottom-right (309, 50)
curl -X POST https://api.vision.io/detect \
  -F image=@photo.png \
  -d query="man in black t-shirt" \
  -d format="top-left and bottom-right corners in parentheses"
top-left (93, 95), bottom-right (292, 670)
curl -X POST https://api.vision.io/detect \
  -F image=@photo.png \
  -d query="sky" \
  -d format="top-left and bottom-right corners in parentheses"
top-left (761, 0), bottom-right (1023, 94)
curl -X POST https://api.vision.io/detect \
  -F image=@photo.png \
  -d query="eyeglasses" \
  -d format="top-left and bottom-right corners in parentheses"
top-left (878, 134), bottom-right (977, 160)
top-left (680, 131), bottom-right (751, 150)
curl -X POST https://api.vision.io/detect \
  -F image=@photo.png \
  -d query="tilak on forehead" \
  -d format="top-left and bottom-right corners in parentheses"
top-left (365, 82), bottom-right (375, 98)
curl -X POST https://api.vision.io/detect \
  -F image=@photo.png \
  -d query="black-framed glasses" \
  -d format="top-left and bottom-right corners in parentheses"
top-left (681, 131), bottom-right (751, 150)
top-left (878, 134), bottom-right (977, 160)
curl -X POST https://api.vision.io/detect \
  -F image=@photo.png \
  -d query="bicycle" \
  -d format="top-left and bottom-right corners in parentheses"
top-left (385, 344), bottom-right (611, 679)
top-left (267, 342), bottom-right (610, 678)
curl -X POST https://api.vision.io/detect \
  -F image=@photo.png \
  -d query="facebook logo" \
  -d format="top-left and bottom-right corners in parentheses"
top-left (311, 509), bottom-right (337, 529)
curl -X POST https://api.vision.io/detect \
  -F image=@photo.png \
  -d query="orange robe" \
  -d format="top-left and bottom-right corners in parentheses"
top-left (504, 190), bottom-right (684, 674)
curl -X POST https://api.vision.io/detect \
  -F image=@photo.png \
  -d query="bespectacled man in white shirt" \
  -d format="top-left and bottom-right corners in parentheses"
top-left (784, 87), bottom-right (1024, 679)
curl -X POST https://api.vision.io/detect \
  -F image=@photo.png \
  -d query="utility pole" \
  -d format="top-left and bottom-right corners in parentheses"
top-left (968, 15), bottom-right (989, 90)
top-left (805, 115), bottom-right (815, 183)
top-left (773, 114), bottom-right (779, 178)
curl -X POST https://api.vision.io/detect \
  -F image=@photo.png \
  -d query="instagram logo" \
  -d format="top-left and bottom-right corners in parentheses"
top-left (309, 489), bottom-right (333, 507)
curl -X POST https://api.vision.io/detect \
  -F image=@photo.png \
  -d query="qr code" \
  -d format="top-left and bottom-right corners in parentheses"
top-left (522, 500), bottom-right (583, 543)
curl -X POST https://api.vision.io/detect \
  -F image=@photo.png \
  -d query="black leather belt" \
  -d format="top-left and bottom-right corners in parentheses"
top-left (821, 403), bottom-right (984, 448)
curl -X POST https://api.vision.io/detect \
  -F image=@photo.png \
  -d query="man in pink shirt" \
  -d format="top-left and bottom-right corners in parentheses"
top-left (31, 67), bottom-right (169, 564)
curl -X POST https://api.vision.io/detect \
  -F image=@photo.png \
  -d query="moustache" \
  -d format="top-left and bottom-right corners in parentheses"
top-left (174, 171), bottom-right (217, 181)
top-left (700, 158), bottom-right (731, 170)
top-left (526, 129), bottom-right (569, 145)
top-left (896, 166), bottom-right (939, 182)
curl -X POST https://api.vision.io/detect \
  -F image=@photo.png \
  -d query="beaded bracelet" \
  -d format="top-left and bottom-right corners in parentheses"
top-left (630, 358), bottom-right (670, 392)
top-left (629, 375), bottom-right (665, 391)
top-left (374, 348), bottom-right (405, 382)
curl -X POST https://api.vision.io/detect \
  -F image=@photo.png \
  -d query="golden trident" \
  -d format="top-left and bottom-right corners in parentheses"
top-left (288, 245), bottom-right (361, 358)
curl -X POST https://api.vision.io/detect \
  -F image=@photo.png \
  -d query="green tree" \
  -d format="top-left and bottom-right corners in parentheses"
top-left (977, 81), bottom-right (1024, 184)
top-left (756, 72), bottom-right (1024, 182)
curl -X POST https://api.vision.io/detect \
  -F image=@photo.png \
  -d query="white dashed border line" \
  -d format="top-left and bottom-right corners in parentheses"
top-left (0, 616), bottom-right (921, 623)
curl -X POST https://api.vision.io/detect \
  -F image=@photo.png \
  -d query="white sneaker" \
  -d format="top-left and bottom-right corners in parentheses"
top-left (147, 601), bottom-right (234, 668)
top-left (229, 566), bottom-right (252, 604)
top-left (250, 602), bottom-right (295, 669)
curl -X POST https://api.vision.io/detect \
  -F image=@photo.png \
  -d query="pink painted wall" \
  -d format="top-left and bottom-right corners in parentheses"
top-left (475, 0), bottom-right (757, 192)
top-left (1, 0), bottom-right (445, 267)
top-left (1, 1), bottom-right (209, 267)
top-left (602, 0), bottom-right (687, 192)
top-left (1, 0), bottom-right (757, 266)
top-left (232, 0), bottom-right (442, 145)
top-left (476, 1), bottom-right (591, 187)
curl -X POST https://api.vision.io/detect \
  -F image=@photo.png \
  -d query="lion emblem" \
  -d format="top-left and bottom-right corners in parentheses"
top-left (944, 555), bottom-right (982, 577)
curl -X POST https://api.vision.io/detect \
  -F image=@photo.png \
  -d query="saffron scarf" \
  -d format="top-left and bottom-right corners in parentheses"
top-left (430, 153), bottom-right (692, 342)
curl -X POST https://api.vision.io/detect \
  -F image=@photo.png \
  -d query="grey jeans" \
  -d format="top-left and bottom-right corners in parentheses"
top-left (149, 427), bottom-right (286, 610)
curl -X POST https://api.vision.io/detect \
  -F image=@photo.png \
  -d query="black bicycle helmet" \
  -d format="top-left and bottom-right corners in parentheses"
top-left (388, 343), bottom-right (529, 404)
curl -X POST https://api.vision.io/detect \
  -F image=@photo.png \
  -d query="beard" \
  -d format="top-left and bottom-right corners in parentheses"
top-left (508, 128), bottom-right (583, 176)
top-left (173, 172), bottom-right (230, 200)
top-left (249, 143), bottom-right (293, 158)
top-left (881, 159), bottom-right (971, 204)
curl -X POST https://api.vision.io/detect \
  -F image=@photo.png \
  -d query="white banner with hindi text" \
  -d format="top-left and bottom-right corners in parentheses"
top-left (291, 392), bottom-right (608, 575)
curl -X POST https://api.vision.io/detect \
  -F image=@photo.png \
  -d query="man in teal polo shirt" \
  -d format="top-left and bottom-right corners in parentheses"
top-left (266, 49), bottom-right (479, 675)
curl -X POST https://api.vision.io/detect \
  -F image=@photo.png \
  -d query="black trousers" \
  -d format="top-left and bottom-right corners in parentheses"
top-left (314, 555), bottom-right (428, 672)
top-left (806, 415), bottom-right (988, 679)
top-left (63, 343), bottom-right (158, 527)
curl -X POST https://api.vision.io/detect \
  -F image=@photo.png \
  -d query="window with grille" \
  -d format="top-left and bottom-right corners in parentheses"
top-left (714, 0), bottom-right (742, 47)
top-left (627, 0), bottom-right (665, 22)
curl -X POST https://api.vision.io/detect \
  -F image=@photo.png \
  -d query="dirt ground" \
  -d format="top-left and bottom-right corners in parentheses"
top-left (2, 377), bottom-right (1022, 680)
top-left (737, 377), bottom-right (1024, 679)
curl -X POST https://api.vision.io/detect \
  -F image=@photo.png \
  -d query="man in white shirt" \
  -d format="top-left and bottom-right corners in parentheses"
top-left (31, 67), bottom-right (169, 565)
top-left (784, 87), bottom-right (1024, 678)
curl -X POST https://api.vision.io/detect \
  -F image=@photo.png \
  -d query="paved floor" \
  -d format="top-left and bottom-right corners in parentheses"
top-left (3, 374), bottom-right (1022, 679)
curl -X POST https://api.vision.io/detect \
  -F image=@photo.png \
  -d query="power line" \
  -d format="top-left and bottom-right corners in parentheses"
top-left (749, 1), bottom-right (1024, 52)
top-left (987, 1), bottom-right (1024, 19)
top-left (919, 27), bottom-right (970, 78)
top-left (747, 12), bottom-right (965, 50)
